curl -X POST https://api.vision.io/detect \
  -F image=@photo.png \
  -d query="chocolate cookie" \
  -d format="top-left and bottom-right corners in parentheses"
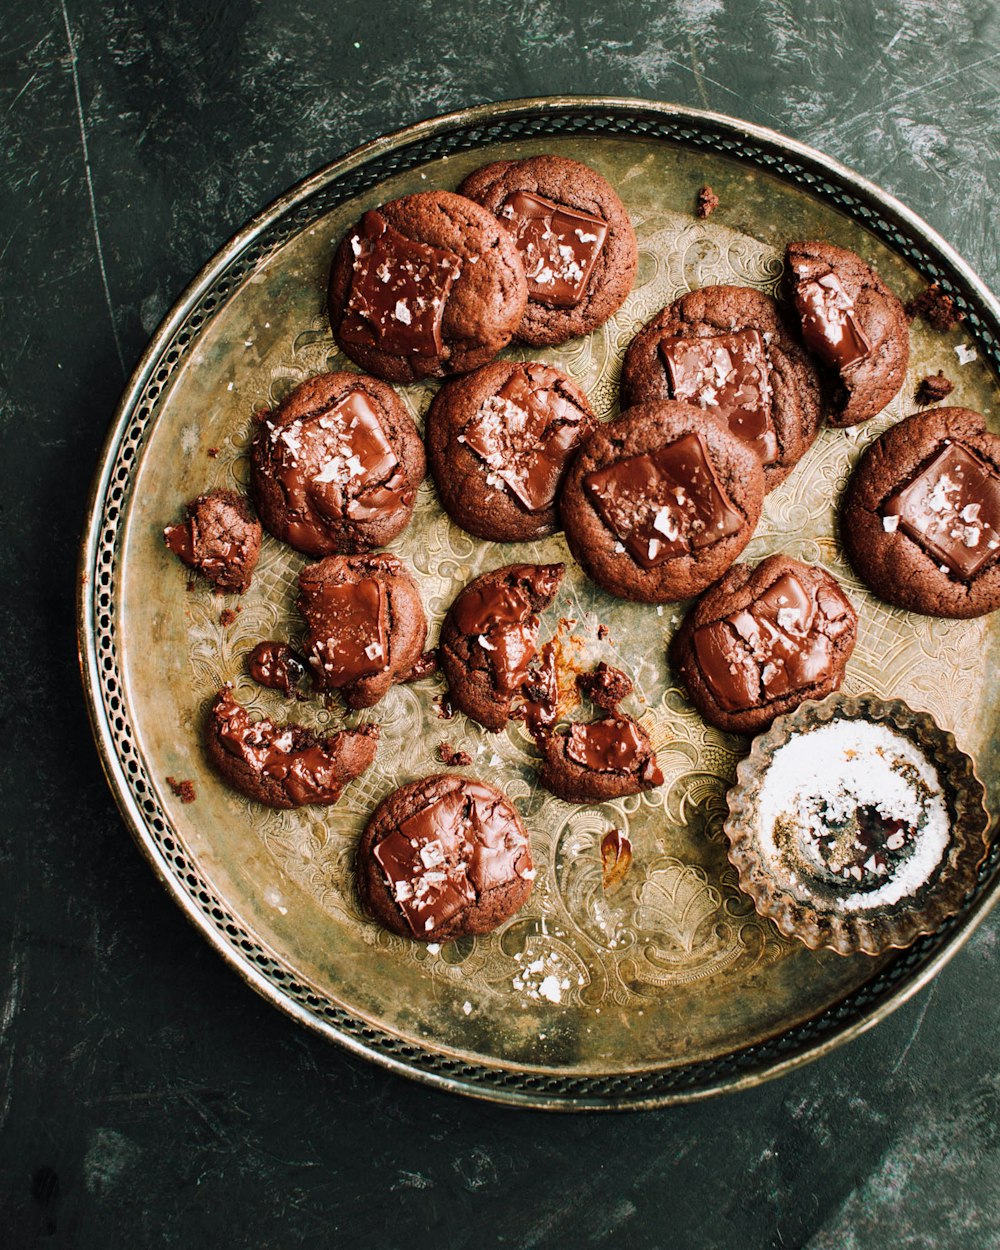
top-left (535, 714), bottom-right (663, 803)
top-left (356, 774), bottom-right (534, 941)
top-left (328, 191), bottom-right (527, 383)
top-left (204, 688), bottom-right (379, 808)
top-left (163, 490), bottom-right (261, 592)
top-left (670, 555), bottom-right (858, 734)
top-left (439, 563), bottom-right (564, 732)
top-left (560, 401), bottom-right (765, 603)
top-left (841, 407), bottom-right (1000, 618)
top-left (250, 371), bottom-right (424, 557)
top-left (785, 241), bottom-right (909, 427)
top-left (425, 360), bottom-right (595, 541)
top-left (458, 155), bottom-right (637, 346)
top-left (298, 553), bottom-right (427, 709)
top-left (620, 285), bottom-right (822, 491)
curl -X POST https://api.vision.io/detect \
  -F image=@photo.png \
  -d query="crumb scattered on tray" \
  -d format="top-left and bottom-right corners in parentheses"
top-left (905, 282), bottom-right (961, 331)
top-left (915, 370), bottom-right (955, 405)
top-left (207, 447), bottom-right (220, 458)
top-left (219, 606), bottom-right (241, 626)
top-left (166, 776), bottom-right (196, 804)
top-left (438, 741), bottom-right (473, 767)
top-left (696, 185), bottom-right (719, 218)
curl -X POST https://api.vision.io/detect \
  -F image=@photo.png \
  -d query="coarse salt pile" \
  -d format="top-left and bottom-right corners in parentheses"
top-left (757, 719), bottom-right (950, 911)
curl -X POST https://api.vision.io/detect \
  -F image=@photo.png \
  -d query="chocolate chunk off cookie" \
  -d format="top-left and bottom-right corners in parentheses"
top-left (535, 715), bottom-right (663, 803)
top-left (458, 155), bottom-right (637, 346)
top-left (440, 563), bottom-right (564, 731)
top-left (785, 241), bottom-right (909, 427)
top-left (671, 555), bottom-right (857, 734)
top-left (356, 774), bottom-right (534, 941)
top-left (204, 688), bottom-right (379, 808)
top-left (560, 401), bottom-right (764, 603)
top-left (250, 371), bottom-right (424, 557)
top-left (328, 191), bottom-right (527, 383)
top-left (425, 360), bottom-right (595, 541)
top-left (620, 285), bottom-right (822, 491)
top-left (164, 490), bottom-right (261, 592)
top-left (841, 408), bottom-right (1000, 618)
top-left (298, 553), bottom-right (427, 709)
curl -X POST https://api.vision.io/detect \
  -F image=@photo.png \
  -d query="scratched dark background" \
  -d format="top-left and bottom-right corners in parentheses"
top-left (2, 0), bottom-right (1000, 1246)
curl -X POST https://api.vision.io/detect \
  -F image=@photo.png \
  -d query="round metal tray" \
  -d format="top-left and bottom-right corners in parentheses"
top-left (78, 97), bottom-right (1000, 1110)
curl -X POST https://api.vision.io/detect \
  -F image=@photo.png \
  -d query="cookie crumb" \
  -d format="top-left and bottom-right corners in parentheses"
top-left (207, 447), bottom-right (220, 458)
top-left (577, 661), bottom-right (633, 711)
top-left (438, 741), bottom-right (473, 767)
top-left (166, 776), bottom-right (196, 804)
top-left (696, 185), bottom-right (719, 218)
top-left (915, 370), bottom-right (955, 405)
top-left (905, 283), bottom-right (961, 331)
top-left (597, 623), bottom-right (610, 640)
top-left (219, 607), bottom-right (241, 626)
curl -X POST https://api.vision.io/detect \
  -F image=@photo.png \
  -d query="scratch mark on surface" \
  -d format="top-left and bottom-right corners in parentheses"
top-left (890, 980), bottom-right (938, 1075)
top-left (688, 36), bottom-right (711, 110)
top-left (0, 952), bottom-right (25, 1132)
top-left (6, 69), bottom-right (39, 113)
top-left (59, 0), bottom-right (126, 377)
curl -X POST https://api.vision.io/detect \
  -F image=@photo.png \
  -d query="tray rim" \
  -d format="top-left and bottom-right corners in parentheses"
top-left (77, 94), bottom-right (1000, 1111)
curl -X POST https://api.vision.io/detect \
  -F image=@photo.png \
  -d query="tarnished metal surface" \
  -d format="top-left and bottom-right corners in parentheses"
top-left (79, 99), bottom-right (1000, 1108)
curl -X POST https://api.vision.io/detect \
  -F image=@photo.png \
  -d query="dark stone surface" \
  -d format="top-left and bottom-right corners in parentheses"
top-left (2, 1), bottom-right (999, 1245)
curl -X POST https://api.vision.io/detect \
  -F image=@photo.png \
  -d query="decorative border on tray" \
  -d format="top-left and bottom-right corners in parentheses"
top-left (80, 99), bottom-right (1000, 1108)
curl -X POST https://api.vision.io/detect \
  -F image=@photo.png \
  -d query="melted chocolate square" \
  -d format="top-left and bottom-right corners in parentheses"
top-left (339, 210), bottom-right (463, 356)
top-left (565, 718), bottom-right (646, 773)
top-left (499, 190), bottom-right (607, 308)
top-left (452, 579), bottom-right (540, 698)
top-left (792, 270), bottom-right (871, 370)
top-left (583, 432), bottom-right (743, 568)
top-left (307, 578), bottom-right (389, 685)
top-left (462, 363), bottom-right (587, 511)
top-left (882, 441), bottom-right (1000, 579)
top-left (660, 329), bottom-right (778, 464)
top-left (692, 572), bottom-right (853, 711)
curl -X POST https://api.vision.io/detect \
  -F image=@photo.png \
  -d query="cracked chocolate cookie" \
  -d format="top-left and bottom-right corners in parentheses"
top-left (671, 555), bottom-right (858, 734)
top-left (204, 688), bottom-right (379, 808)
top-left (425, 360), bottom-right (595, 541)
top-left (620, 285), bottom-right (822, 491)
top-left (250, 371), bottom-right (425, 557)
top-left (535, 714), bottom-right (663, 803)
top-left (298, 553), bottom-right (427, 709)
top-left (328, 191), bottom-right (528, 382)
top-left (164, 490), bottom-right (262, 592)
top-left (841, 407), bottom-right (1000, 618)
top-left (356, 774), bottom-right (535, 941)
top-left (560, 400), bottom-right (765, 603)
top-left (785, 241), bottom-right (909, 427)
top-left (458, 154), bottom-right (637, 346)
top-left (439, 563), bottom-right (564, 732)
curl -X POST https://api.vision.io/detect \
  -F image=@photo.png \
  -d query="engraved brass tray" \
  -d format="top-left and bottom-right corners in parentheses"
top-left (78, 98), bottom-right (1000, 1109)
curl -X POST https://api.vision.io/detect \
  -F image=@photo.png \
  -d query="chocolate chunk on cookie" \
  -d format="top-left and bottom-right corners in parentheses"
top-left (164, 490), bottom-right (261, 592)
top-left (298, 553), bottom-right (427, 709)
top-left (458, 155), bottom-right (637, 346)
top-left (204, 688), bottom-right (379, 808)
top-left (841, 407), bottom-right (1000, 617)
top-left (535, 714), bottom-right (663, 803)
top-left (785, 241), bottom-right (909, 427)
top-left (250, 371), bottom-right (424, 557)
top-left (671, 555), bottom-right (857, 734)
top-left (356, 774), bottom-right (534, 941)
top-left (425, 360), bottom-right (595, 541)
top-left (620, 285), bottom-right (822, 491)
top-left (328, 191), bottom-right (527, 382)
top-left (439, 563), bottom-right (564, 732)
top-left (560, 401), bottom-right (764, 603)
top-left (246, 642), bottom-right (308, 697)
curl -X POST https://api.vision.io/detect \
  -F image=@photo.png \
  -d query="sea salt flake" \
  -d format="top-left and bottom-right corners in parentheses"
top-left (538, 976), bottom-right (562, 1004)
top-left (882, 514), bottom-right (900, 533)
top-left (955, 343), bottom-right (977, 365)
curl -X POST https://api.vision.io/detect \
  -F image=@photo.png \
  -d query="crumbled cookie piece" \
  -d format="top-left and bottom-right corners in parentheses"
top-left (696, 185), bottom-right (719, 218)
top-left (916, 370), bottom-right (955, 405)
top-left (166, 776), bottom-right (197, 804)
top-left (576, 662), bottom-right (633, 711)
top-left (438, 741), bottom-right (473, 767)
top-left (905, 283), bottom-right (962, 331)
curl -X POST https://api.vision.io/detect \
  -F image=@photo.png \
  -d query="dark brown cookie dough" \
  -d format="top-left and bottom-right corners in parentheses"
top-left (425, 360), bottom-right (595, 541)
top-left (298, 553), bottom-right (427, 709)
top-left (576, 662), bottom-right (633, 711)
top-left (560, 401), bottom-right (765, 603)
top-left (204, 688), bottom-right (379, 809)
top-left (670, 555), bottom-right (858, 734)
top-left (250, 371), bottom-right (424, 557)
top-left (458, 155), bottom-right (637, 346)
top-left (785, 241), bottom-right (909, 427)
top-left (356, 774), bottom-right (534, 941)
top-left (535, 714), bottom-right (663, 803)
top-left (620, 285), bottom-right (822, 492)
top-left (328, 191), bottom-right (527, 383)
top-left (163, 490), bottom-right (261, 592)
top-left (439, 563), bottom-right (564, 732)
top-left (841, 407), bottom-right (1000, 618)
